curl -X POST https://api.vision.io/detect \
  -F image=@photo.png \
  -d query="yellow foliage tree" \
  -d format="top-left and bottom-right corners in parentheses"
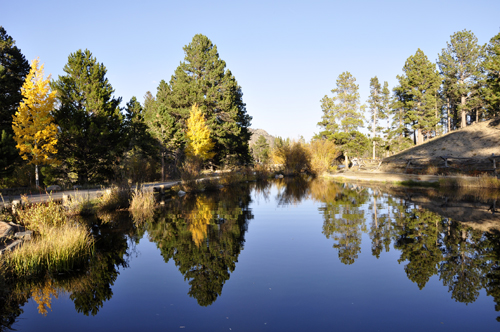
top-left (12, 58), bottom-right (57, 187)
top-left (308, 139), bottom-right (340, 174)
top-left (185, 104), bottom-right (215, 161)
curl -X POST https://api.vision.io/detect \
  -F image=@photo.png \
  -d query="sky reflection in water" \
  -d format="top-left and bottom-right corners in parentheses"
top-left (6, 178), bottom-right (500, 331)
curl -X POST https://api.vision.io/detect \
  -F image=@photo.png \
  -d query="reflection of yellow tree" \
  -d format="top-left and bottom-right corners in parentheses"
top-left (31, 279), bottom-right (58, 316)
top-left (187, 197), bottom-right (214, 247)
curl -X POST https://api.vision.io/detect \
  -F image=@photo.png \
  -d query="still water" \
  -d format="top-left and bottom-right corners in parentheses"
top-left (4, 178), bottom-right (500, 331)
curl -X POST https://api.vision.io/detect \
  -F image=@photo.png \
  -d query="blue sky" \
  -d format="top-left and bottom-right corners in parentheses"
top-left (2, 0), bottom-right (499, 140)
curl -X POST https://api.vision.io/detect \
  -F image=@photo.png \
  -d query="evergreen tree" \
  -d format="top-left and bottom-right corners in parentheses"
top-left (143, 84), bottom-right (184, 180)
top-left (0, 26), bottom-right (30, 136)
top-left (0, 26), bottom-right (30, 177)
top-left (318, 72), bottom-right (367, 165)
top-left (156, 34), bottom-right (252, 166)
top-left (251, 135), bottom-right (270, 163)
top-left (51, 49), bottom-right (124, 184)
top-left (397, 49), bottom-right (441, 145)
top-left (366, 77), bottom-right (389, 159)
top-left (484, 32), bottom-right (500, 117)
top-left (386, 83), bottom-right (415, 154)
top-left (318, 71), bottom-right (364, 136)
top-left (438, 30), bottom-right (485, 128)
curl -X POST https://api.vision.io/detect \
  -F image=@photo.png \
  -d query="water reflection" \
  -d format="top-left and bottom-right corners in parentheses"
top-left (142, 185), bottom-right (253, 306)
top-left (309, 179), bottom-right (500, 321)
top-left (2, 179), bottom-right (500, 328)
top-left (0, 212), bottom-right (135, 330)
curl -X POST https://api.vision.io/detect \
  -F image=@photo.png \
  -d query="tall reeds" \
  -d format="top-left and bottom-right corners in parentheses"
top-left (129, 188), bottom-right (155, 224)
top-left (4, 223), bottom-right (93, 276)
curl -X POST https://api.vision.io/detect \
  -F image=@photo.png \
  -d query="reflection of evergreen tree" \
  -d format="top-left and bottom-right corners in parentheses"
top-left (319, 184), bottom-right (368, 265)
top-left (393, 206), bottom-right (443, 289)
top-left (439, 220), bottom-right (487, 304)
top-left (484, 231), bottom-right (500, 322)
top-left (146, 185), bottom-right (253, 306)
top-left (69, 214), bottom-right (132, 316)
top-left (368, 193), bottom-right (392, 258)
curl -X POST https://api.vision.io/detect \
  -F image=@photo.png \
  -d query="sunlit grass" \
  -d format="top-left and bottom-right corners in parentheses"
top-left (3, 223), bottom-right (93, 276)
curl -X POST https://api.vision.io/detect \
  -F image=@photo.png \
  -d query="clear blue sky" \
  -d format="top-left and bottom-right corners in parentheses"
top-left (2, 0), bottom-right (499, 140)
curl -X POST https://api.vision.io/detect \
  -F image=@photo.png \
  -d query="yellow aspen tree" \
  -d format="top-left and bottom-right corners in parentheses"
top-left (12, 58), bottom-right (58, 187)
top-left (185, 104), bottom-right (215, 161)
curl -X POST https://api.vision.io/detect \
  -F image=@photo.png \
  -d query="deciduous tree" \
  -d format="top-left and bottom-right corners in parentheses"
top-left (12, 59), bottom-right (57, 187)
top-left (185, 104), bottom-right (215, 161)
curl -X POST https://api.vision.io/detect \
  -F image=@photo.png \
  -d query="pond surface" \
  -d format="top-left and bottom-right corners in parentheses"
top-left (3, 178), bottom-right (500, 331)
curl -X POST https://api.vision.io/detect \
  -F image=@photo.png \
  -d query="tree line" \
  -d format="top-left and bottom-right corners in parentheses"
top-left (0, 29), bottom-right (251, 187)
top-left (316, 29), bottom-right (500, 164)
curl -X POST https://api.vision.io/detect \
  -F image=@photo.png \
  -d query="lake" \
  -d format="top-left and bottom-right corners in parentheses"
top-left (3, 178), bottom-right (500, 331)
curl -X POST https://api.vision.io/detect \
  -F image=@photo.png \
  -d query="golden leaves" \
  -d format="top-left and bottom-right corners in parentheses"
top-left (12, 58), bottom-right (58, 165)
top-left (185, 104), bottom-right (215, 161)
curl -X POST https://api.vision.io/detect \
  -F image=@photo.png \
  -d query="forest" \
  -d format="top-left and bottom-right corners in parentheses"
top-left (1, 27), bottom-right (499, 188)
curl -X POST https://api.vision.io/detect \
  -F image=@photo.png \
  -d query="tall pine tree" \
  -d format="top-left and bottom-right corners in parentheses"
top-left (438, 30), bottom-right (484, 128)
top-left (155, 34), bottom-right (252, 166)
top-left (366, 77), bottom-right (390, 159)
top-left (397, 49), bottom-right (441, 145)
top-left (318, 72), bottom-right (368, 166)
top-left (484, 32), bottom-right (500, 117)
top-left (0, 26), bottom-right (30, 177)
top-left (51, 49), bottom-right (124, 184)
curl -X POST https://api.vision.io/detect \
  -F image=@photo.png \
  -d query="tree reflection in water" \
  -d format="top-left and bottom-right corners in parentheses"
top-left (2, 179), bottom-right (500, 327)
top-left (144, 184), bottom-right (253, 306)
top-left (308, 178), bottom-right (500, 322)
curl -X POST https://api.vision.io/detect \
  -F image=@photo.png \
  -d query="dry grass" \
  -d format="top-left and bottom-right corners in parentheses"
top-left (129, 188), bottom-right (155, 223)
top-left (439, 174), bottom-right (500, 189)
top-left (16, 200), bottom-right (68, 235)
top-left (98, 186), bottom-right (131, 211)
top-left (65, 193), bottom-right (97, 216)
top-left (3, 223), bottom-right (93, 276)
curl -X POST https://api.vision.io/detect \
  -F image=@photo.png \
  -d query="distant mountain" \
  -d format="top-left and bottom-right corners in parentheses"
top-left (248, 128), bottom-right (275, 149)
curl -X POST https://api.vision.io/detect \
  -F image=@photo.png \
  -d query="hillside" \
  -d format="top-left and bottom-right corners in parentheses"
top-left (249, 128), bottom-right (275, 148)
top-left (382, 117), bottom-right (500, 172)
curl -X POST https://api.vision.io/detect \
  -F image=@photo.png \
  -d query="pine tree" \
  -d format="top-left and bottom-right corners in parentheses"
top-left (397, 49), bottom-right (441, 145)
top-left (51, 49), bottom-right (124, 184)
top-left (12, 59), bottom-right (58, 187)
top-left (156, 34), bottom-right (252, 166)
top-left (251, 135), bottom-right (270, 163)
top-left (143, 84), bottom-right (184, 180)
top-left (366, 77), bottom-right (389, 159)
top-left (185, 104), bottom-right (215, 161)
top-left (318, 72), bottom-right (367, 166)
top-left (0, 26), bottom-right (30, 176)
top-left (318, 71), bottom-right (364, 136)
top-left (438, 30), bottom-right (484, 128)
top-left (484, 32), bottom-right (500, 117)
top-left (0, 26), bottom-right (30, 135)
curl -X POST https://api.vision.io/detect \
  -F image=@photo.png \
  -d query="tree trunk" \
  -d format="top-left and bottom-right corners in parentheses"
top-left (344, 154), bottom-right (349, 169)
top-left (35, 164), bottom-right (39, 188)
top-left (161, 151), bottom-right (165, 182)
top-left (461, 95), bottom-right (466, 128)
top-left (447, 98), bottom-right (451, 133)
